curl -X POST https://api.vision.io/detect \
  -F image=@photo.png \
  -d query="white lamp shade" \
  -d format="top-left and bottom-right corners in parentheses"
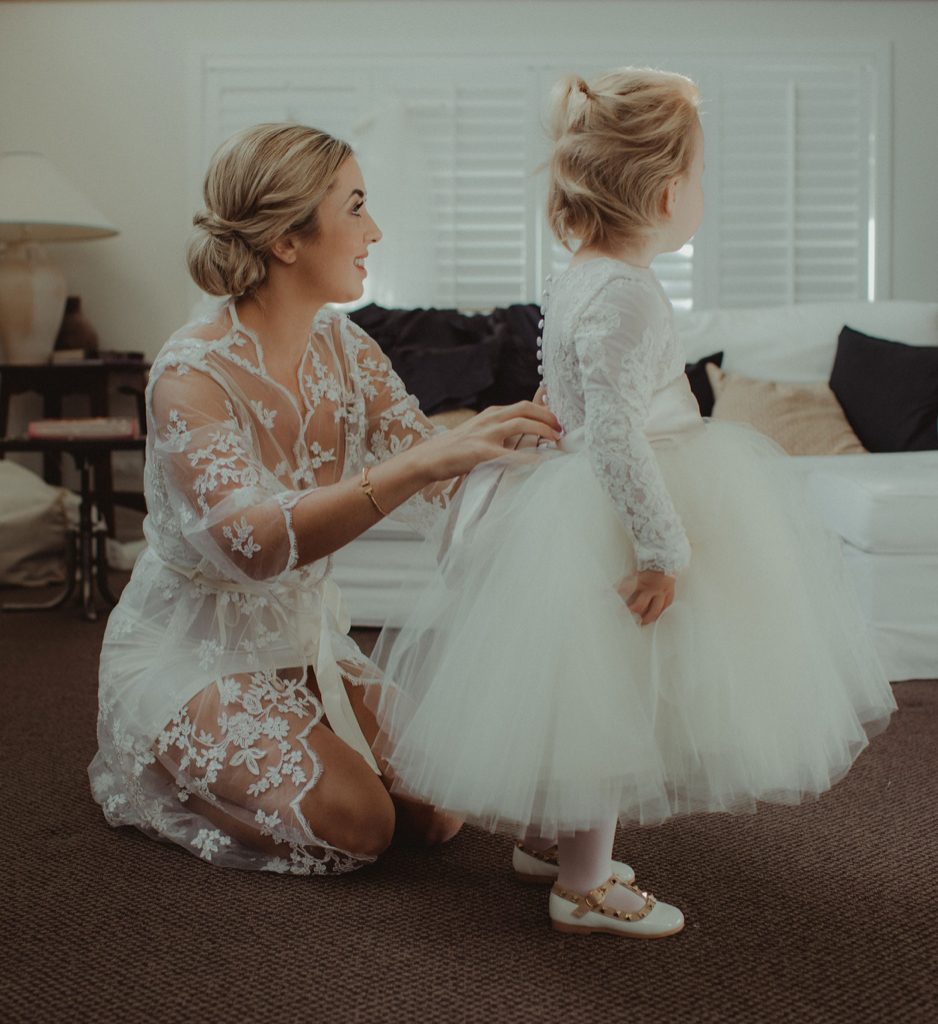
top-left (0, 151), bottom-right (118, 242)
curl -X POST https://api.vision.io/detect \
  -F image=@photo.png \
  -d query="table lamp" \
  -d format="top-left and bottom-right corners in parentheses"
top-left (0, 152), bottom-right (118, 364)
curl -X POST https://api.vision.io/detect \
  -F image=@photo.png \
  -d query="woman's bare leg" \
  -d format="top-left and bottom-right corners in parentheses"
top-left (338, 667), bottom-right (464, 845)
top-left (155, 672), bottom-right (395, 865)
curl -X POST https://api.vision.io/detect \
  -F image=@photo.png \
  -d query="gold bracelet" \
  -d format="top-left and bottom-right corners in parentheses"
top-left (361, 465), bottom-right (390, 518)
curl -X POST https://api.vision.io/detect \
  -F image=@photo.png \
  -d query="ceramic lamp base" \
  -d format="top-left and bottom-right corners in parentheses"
top-left (0, 241), bottom-right (67, 364)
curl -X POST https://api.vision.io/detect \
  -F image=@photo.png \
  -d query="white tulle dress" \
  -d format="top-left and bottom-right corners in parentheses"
top-left (371, 257), bottom-right (897, 840)
top-left (88, 301), bottom-right (449, 874)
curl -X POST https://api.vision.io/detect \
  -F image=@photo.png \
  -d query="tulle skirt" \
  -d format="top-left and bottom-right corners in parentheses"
top-left (370, 421), bottom-right (896, 840)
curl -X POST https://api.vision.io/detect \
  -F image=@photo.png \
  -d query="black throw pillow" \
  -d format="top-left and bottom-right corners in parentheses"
top-left (829, 326), bottom-right (938, 452)
top-left (684, 352), bottom-right (724, 417)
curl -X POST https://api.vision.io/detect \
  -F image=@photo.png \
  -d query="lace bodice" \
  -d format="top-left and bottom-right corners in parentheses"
top-left (541, 258), bottom-right (693, 574)
top-left (144, 301), bottom-right (448, 589)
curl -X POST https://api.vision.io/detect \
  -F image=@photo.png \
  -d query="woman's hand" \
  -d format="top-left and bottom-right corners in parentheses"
top-left (507, 386), bottom-right (553, 451)
top-left (417, 400), bottom-right (562, 480)
top-left (617, 570), bottom-right (676, 626)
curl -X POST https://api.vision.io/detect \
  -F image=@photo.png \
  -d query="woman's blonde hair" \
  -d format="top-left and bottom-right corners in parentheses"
top-left (547, 68), bottom-right (700, 252)
top-left (187, 122), bottom-right (353, 297)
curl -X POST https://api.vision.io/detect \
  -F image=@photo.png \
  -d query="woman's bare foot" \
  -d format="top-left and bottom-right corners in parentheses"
top-left (392, 795), bottom-right (464, 845)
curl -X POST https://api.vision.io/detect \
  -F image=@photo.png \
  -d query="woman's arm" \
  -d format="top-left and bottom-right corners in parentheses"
top-left (293, 398), bottom-right (560, 564)
top-left (151, 361), bottom-right (560, 580)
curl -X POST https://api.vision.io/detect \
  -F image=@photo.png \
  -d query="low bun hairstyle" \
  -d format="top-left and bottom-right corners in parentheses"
top-left (187, 123), bottom-right (353, 298)
top-left (547, 68), bottom-right (700, 252)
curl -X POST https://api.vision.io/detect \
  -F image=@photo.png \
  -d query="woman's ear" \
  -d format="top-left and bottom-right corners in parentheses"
top-left (270, 234), bottom-right (299, 265)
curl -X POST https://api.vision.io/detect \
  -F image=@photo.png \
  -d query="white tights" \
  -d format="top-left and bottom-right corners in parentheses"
top-left (526, 817), bottom-right (648, 914)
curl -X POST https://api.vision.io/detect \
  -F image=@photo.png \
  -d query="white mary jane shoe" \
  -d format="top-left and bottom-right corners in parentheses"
top-left (513, 841), bottom-right (635, 886)
top-left (549, 874), bottom-right (685, 939)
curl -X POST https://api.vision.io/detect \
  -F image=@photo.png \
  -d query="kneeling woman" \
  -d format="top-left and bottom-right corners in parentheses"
top-left (88, 123), bottom-right (559, 874)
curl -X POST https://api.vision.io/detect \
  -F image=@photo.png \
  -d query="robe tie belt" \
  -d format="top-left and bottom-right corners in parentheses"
top-left (162, 559), bottom-right (381, 774)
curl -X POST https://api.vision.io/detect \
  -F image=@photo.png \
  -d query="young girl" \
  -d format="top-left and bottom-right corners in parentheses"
top-left (369, 69), bottom-right (897, 938)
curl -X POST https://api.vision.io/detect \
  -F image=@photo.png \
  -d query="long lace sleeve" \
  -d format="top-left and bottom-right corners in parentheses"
top-left (344, 318), bottom-right (456, 536)
top-left (574, 277), bottom-right (691, 575)
top-left (149, 363), bottom-right (312, 584)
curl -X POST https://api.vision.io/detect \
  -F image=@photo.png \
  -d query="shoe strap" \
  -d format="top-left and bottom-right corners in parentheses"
top-left (552, 875), bottom-right (657, 922)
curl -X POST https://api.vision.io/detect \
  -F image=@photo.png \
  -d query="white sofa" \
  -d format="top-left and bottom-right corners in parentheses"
top-left (332, 300), bottom-right (938, 682)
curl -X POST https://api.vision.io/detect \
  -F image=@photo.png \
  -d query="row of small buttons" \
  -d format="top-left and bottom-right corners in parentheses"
top-left (537, 275), bottom-right (552, 407)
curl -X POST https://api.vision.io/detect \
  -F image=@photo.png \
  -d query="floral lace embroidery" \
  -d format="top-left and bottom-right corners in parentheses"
top-left (188, 428), bottom-right (261, 516)
top-left (249, 400), bottom-right (278, 429)
top-left (222, 516), bottom-right (261, 559)
top-left (544, 263), bottom-right (691, 574)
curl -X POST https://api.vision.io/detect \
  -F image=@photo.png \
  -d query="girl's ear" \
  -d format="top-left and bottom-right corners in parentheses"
top-left (270, 234), bottom-right (300, 265)
top-left (661, 178), bottom-right (679, 219)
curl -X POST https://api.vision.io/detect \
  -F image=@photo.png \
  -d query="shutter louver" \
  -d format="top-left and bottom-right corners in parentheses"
top-left (412, 85), bottom-right (530, 309)
top-left (714, 66), bottom-right (872, 308)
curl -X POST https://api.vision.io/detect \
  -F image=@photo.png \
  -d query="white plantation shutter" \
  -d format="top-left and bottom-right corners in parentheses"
top-left (201, 61), bottom-right (366, 166)
top-left (196, 49), bottom-right (888, 311)
top-left (409, 80), bottom-right (533, 309)
top-left (710, 64), bottom-right (875, 308)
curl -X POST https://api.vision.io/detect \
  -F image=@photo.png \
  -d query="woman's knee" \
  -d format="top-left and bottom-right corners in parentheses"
top-left (301, 756), bottom-right (396, 860)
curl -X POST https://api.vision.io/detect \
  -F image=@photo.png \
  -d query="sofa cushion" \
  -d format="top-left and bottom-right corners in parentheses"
top-left (676, 301), bottom-right (938, 382)
top-left (829, 326), bottom-right (938, 452)
top-left (797, 451), bottom-right (938, 554)
top-left (706, 365), bottom-right (866, 455)
top-left (837, 545), bottom-right (938, 682)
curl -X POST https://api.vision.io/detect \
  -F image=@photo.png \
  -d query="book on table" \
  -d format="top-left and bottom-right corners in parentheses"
top-left (26, 417), bottom-right (139, 440)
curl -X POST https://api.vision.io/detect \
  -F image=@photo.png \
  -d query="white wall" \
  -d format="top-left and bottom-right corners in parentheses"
top-left (2, 0), bottom-right (937, 360)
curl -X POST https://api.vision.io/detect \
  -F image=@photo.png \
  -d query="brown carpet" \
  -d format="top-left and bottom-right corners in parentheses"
top-left (2, 577), bottom-right (936, 1024)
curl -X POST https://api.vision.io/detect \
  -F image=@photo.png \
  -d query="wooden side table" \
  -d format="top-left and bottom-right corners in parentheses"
top-left (0, 435), bottom-right (146, 621)
top-left (0, 359), bottom-right (149, 533)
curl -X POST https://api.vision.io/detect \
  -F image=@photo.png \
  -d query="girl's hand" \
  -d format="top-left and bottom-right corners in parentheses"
top-left (617, 570), bottom-right (676, 626)
top-left (418, 400), bottom-right (562, 480)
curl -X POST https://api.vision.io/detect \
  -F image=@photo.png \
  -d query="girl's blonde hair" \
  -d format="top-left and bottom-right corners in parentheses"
top-left (187, 122), bottom-right (353, 297)
top-left (547, 68), bottom-right (700, 252)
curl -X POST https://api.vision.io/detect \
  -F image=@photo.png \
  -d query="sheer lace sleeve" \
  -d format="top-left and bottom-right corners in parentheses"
top-left (149, 362), bottom-right (313, 584)
top-left (574, 276), bottom-right (691, 575)
top-left (344, 318), bottom-right (456, 536)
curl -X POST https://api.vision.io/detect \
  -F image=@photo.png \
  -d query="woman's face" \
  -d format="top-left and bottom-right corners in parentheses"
top-left (291, 156), bottom-right (382, 305)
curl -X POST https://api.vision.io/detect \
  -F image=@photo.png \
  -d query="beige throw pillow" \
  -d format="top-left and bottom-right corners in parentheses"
top-left (706, 364), bottom-right (867, 456)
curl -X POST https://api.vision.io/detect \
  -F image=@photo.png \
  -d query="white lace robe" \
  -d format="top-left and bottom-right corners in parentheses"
top-left (542, 258), bottom-right (692, 575)
top-left (89, 301), bottom-right (448, 874)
